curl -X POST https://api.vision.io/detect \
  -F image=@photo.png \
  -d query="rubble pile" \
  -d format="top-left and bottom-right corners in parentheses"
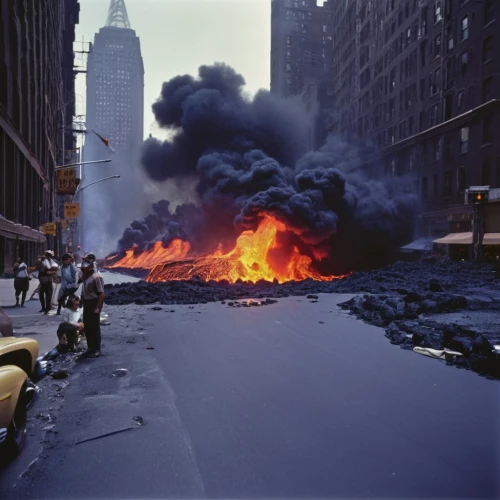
top-left (104, 259), bottom-right (500, 378)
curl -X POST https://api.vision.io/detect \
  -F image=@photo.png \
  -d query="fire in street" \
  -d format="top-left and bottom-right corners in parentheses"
top-left (106, 215), bottom-right (338, 284)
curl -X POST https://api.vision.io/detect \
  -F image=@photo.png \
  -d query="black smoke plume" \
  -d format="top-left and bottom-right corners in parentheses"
top-left (116, 63), bottom-right (418, 274)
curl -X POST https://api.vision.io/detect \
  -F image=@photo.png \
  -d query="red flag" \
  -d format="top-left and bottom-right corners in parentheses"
top-left (93, 130), bottom-right (110, 147)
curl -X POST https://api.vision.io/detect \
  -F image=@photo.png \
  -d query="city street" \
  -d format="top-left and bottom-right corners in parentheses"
top-left (1, 293), bottom-right (498, 499)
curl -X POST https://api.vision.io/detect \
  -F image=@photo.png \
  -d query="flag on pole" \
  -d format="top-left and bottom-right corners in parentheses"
top-left (93, 130), bottom-right (116, 152)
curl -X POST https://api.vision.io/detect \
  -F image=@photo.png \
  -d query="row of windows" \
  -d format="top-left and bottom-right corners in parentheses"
top-left (421, 160), bottom-right (500, 201)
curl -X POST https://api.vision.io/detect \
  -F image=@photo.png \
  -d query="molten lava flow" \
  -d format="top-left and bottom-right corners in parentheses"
top-left (144, 216), bottom-right (335, 284)
top-left (106, 239), bottom-right (191, 269)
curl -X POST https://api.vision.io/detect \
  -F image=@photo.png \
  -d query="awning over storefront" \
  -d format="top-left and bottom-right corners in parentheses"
top-left (483, 233), bottom-right (500, 245)
top-left (433, 232), bottom-right (500, 245)
top-left (400, 238), bottom-right (434, 252)
top-left (433, 232), bottom-right (473, 245)
top-left (0, 216), bottom-right (46, 243)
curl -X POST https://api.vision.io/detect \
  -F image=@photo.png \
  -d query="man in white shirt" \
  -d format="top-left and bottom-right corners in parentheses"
top-left (37, 250), bottom-right (59, 314)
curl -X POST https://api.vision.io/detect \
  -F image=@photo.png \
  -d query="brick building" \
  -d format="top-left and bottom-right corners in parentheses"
top-left (272, 0), bottom-right (500, 240)
top-left (0, 0), bottom-right (80, 277)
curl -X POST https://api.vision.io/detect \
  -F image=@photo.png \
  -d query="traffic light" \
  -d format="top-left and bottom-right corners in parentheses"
top-left (467, 189), bottom-right (489, 204)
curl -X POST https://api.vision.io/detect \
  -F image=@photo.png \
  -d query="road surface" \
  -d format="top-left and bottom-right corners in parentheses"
top-left (1, 294), bottom-right (498, 499)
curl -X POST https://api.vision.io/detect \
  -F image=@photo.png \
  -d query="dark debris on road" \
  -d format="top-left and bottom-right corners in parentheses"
top-left (104, 259), bottom-right (500, 379)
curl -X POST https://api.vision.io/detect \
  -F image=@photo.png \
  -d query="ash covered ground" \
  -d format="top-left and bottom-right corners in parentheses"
top-left (105, 259), bottom-right (500, 379)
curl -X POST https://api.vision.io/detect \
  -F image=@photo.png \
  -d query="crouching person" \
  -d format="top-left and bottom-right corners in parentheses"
top-left (56, 296), bottom-right (84, 352)
top-left (56, 322), bottom-right (80, 352)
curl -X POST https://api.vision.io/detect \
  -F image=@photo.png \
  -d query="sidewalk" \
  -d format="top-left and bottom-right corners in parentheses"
top-left (0, 278), bottom-right (61, 309)
top-left (0, 270), bottom-right (139, 308)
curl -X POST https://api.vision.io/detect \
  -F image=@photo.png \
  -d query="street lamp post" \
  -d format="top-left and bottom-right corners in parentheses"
top-left (70, 175), bottom-right (120, 253)
top-left (55, 159), bottom-right (112, 170)
top-left (72, 175), bottom-right (120, 203)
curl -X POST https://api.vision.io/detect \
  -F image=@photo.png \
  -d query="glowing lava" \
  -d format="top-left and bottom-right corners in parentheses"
top-left (106, 239), bottom-right (191, 269)
top-left (107, 216), bottom-right (336, 283)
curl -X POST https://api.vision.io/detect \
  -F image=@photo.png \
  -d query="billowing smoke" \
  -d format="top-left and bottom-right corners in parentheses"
top-left (116, 63), bottom-right (418, 274)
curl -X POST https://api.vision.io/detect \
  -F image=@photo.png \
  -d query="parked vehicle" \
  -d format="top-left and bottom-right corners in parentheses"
top-left (0, 336), bottom-right (47, 462)
top-left (0, 307), bottom-right (13, 337)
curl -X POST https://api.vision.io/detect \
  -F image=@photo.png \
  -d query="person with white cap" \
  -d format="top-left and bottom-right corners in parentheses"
top-left (36, 250), bottom-right (59, 314)
top-left (79, 253), bottom-right (104, 357)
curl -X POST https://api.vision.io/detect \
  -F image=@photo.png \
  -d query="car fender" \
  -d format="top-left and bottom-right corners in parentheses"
top-left (0, 365), bottom-right (27, 432)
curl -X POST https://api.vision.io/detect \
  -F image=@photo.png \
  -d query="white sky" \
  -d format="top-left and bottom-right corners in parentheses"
top-left (75, 0), bottom-right (271, 139)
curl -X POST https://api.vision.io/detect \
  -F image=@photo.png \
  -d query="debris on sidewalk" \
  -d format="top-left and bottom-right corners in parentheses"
top-left (413, 347), bottom-right (463, 361)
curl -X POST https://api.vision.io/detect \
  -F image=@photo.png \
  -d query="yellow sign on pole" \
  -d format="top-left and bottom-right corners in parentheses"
top-left (64, 203), bottom-right (80, 219)
top-left (56, 168), bottom-right (78, 195)
top-left (40, 222), bottom-right (57, 236)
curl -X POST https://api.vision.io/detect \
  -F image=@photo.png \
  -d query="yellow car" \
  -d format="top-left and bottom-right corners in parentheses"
top-left (0, 336), bottom-right (46, 461)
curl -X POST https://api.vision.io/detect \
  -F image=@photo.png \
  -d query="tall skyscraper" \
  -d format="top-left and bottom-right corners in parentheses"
top-left (270, 0), bottom-right (334, 150)
top-left (82, 0), bottom-right (145, 255)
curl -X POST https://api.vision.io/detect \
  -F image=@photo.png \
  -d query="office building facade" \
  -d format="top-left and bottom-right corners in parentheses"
top-left (83, 0), bottom-right (145, 255)
top-left (0, 0), bottom-right (80, 276)
top-left (270, 0), bottom-right (335, 150)
top-left (272, 0), bottom-right (500, 239)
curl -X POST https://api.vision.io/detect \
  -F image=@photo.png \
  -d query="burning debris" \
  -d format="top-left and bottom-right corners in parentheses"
top-left (106, 63), bottom-right (418, 282)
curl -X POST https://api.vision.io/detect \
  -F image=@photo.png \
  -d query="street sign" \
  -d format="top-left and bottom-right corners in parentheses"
top-left (40, 222), bottom-right (57, 236)
top-left (64, 203), bottom-right (80, 218)
top-left (56, 168), bottom-right (78, 195)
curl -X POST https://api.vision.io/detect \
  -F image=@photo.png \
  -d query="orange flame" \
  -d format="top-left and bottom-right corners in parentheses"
top-left (106, 239), bottom-right (191, 269)
top-left (106, 216), bottom-right (337, 283)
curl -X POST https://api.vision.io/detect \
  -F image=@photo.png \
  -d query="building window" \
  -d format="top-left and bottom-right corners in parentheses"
top-left (434, 2), bottom-right (442, 23)
top-left (461, 16), bottom-right (469, 41)
top-left (458, 89), bottom-right (465, 109)
top-left (447, 26), bottom-right (454, 51)
top-left (460, 127), bottom-right (469, 154)
top-left (483, 36), bottom-right (493, 64)
top-left (433, 34), bottom-right (441, 58)
top-left (433, 173), bottom-right (439, 198)
top-left (457, 167), bottom-right (466, 193)
top-left (483, 77), bottom-right (493, 102)
top-left (323, 25), bottom-right (327, 33)
top-left (482, 116), bottom-right (492, 144)
top-left (484, 1), bottom-right (495, 25)
top-left (482, 161), bottom-right (491, 185)
top-left (421, 176), bottom-right (428, 200)
top-left (460, 51), bottom-right (468, 74)
top-left (433, 137), bottom-right (441, 161)
top-left (443, 170), bottom-right (452, 197)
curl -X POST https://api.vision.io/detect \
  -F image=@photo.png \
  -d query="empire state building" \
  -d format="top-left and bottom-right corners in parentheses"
top-left (83, 0), bottom-right (145, 254)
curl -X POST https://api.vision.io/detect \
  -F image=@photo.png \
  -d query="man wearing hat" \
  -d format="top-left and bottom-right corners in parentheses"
top-left (37, 250), bottom-right (59, 314)
top-left (80, 253), bottom-right (104, 357)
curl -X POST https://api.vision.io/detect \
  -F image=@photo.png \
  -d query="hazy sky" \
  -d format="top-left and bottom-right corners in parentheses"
top-left (75, 0), bottom-right (271, 139)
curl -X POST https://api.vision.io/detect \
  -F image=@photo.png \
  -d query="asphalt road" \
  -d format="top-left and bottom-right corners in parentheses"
top-left (2, 294), bottom-right (499, 499)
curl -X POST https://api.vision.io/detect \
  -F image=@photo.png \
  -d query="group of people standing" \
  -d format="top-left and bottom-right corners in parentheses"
top-left (12, 251), bottom-right (105, 358)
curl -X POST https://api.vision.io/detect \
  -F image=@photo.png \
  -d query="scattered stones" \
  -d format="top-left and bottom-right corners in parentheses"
top-left (150, 307), bottom-right (162, 311)
top-left (307, 295), bottom-right (319, 300)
